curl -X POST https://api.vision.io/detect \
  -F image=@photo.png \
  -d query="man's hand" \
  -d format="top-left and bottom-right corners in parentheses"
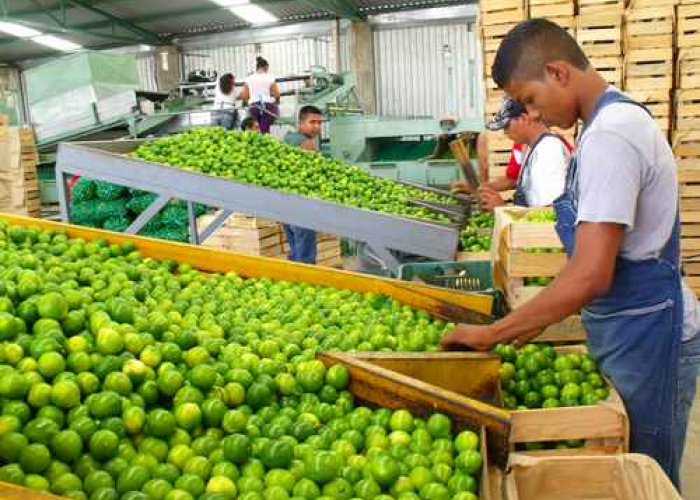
top-left (450, 180), bottom-right (473, 193)
top-left (440, 324), bottom-right (500, 351)
top-left (478, 186), bottom-right (506, 211)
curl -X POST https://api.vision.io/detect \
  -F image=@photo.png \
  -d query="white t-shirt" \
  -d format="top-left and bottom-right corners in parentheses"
top-left (574, 87), bottom-right (699, 341)
top-left (520, 135), bottom-right (569, 207)
top-left (213, 82), bottom-right (236, 110)
top-left (245, 72), bottom-right (276, 104)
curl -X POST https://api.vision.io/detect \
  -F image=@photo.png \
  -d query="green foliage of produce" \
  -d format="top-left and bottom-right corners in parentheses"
top-left (133, 128), bottom-right (455, 223)
top-left (0, 220), bottom-right (486, 500)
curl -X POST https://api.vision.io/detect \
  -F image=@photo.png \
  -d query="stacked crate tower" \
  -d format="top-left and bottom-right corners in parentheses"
top-left (577, 0), bottom-right (625, 88)
top-left (479, 0), bottom-right (527, 183)
top-left (624, 2), bottom-right (676, 138)
top-left (675, 0), bottom-right (700, 293)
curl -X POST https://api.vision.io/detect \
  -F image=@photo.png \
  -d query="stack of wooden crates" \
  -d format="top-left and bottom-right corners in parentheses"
top-left (675, 0), bottom-right (700, 291)
top-left (479, 0), bottom-right (527, 182)
top-left (624, 3), bottom-right (676, 136)
top-left (198, 211), bottom-right (343, 268)
top-left (577, 0), bottom-right (625, 88)
top-left (0, 117), bottom-right (41, 217)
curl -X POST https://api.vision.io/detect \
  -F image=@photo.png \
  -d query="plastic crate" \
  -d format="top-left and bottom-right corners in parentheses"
top-left (398, 260), bottom-right (493, 290)
top-left (398, 260), bottom-right (506, 318)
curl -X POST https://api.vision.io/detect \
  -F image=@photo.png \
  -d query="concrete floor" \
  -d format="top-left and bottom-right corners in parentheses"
top-left (683, 377), bottom-right (700, 500)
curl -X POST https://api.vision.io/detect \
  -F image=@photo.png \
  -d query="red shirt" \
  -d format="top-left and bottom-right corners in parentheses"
top-left (506, 144), bottom-right (525, 181)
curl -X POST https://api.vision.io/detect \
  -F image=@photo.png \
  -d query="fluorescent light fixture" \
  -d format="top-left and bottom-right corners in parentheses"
top-left (32, 34), bottom-right (82, 52)
top-left (229, 4), bottom-right (278, 24)
top-left (0, 21), bottom-right (41, 38)
top-left (211, 0), bottom-right (249, 6)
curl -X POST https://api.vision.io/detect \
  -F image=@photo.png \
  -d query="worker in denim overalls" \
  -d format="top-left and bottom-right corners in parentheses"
top-left (442, 19), bottom-right (700, 491)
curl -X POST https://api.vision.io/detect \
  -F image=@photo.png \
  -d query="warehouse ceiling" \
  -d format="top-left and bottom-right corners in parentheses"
top-left (0, 0), bottom-right (471, 62)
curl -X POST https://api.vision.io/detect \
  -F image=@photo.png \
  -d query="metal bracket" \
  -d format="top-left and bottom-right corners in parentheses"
top-left (125, 193), bottom-right (171, 235)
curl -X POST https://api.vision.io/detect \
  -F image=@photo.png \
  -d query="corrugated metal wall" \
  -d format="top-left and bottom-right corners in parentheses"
top-left (135, 55), bottom-right (158, 92)
top-left (373, 20), bottom-right (481, 120)
top-left (182, 37), bottom-right (334, 83)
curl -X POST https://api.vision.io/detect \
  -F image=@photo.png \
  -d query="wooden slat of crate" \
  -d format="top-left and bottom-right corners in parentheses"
top-left (678, 50), bottom-right (700, 88)
top-left (529, 1), bottom-right (574, 17)
top-left (629, 0), bottom-right (677, 7)
top-left (673, 130), bottom-right (700, 156)
top-left (481, 0), bottom-right (524, 13)
top-left (481, 7), bottom-right (527, 25)
top-left (578, 0), bottom-right (625, 15)
top-left (683, 224), bottom-right (700, 238)
top-left (499, 246), bottom-right (567, 278)
top-left (682, 197), bottom-right (700, 212)
top-left (576, 22), bottom-right (623, 56)
top-left (682, 260), bottom-right (700, 275)
top-left (229, 213), bottom-right (277, 229)
top-left (678, 4), bottom-right (700, 48)
top-left (490, 166), bottom-right (508, 179)
top-left (589, 56), bottom-right (624, 86)
top-left (624, 48), bottom-right (674, 91)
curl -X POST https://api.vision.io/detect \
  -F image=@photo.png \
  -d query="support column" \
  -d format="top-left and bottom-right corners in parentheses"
top-left (348, 21), bottom-right (377, 114)
top-left (155, 46), bottom-right (181, 93)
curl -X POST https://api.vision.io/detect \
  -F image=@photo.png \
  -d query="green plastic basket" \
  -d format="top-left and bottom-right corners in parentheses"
top-left (397, 260), bottom-right (506, 318)
top-left (397, 260), bottom-right (493, 291)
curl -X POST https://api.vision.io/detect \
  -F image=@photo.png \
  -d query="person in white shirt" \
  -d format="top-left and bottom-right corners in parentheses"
top-left (240, 56), bottom-right (281, 134)
top-left (478, 98), bottom-right (571, 211)
top-left (212, 73), bottom-right (238, 130)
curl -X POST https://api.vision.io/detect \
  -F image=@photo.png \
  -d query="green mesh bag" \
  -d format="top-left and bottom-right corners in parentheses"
top-left (71, 179), bottom-right (96, 203)
top-left (127, 193), bottom-right (158, 215)
top-left (70, 200), bottom-right (100, 225)
top-left (93, 199), bottom-right (129, 223)
top-left (95, 181), bottom-right (128, 201)
top-left (103, 216), bottom-right (132, 233)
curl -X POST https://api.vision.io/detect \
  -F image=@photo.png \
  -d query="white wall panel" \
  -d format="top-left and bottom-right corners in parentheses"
top-left (373, 20), bottom-right (482, 121)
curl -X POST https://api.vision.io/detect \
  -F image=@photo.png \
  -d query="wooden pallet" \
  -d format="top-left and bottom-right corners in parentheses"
top-left (577, 12), bottom-right (624, 57)
top-left (677, 49), bottom-right (700, 88)
top-left (678, 4), bottom-right (700, 48)
top-left (625, 6), bottom-right (675, 50)
top-left (480, 0), bottom-right (527, 25)
top-left (624, 48), bottom-right (674, 90)
top-left (674, 89), bottom-right (700, 131)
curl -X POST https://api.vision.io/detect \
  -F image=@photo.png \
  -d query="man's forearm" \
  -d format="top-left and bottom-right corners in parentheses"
top-left (486, 177), bottom-right (516, 192)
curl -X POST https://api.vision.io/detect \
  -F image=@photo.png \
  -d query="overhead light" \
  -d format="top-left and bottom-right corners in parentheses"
top-left (0, 21), bottom-right (41, 38)
top-left (32, 34), bottom-right (82, 52)
top-left (211, 0), bottom-right (250, 6)
top-left (229, 4), bottom-right (278, 24)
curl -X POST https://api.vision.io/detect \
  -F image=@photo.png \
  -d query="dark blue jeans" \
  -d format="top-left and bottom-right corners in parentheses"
top-left (283, 225), bottom-right (317, 264)
top-left (676, 332), bottom-right (700, 491)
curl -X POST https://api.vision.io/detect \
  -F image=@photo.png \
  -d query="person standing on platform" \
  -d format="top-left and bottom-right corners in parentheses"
top-left (282, 105), bottom-right (324, 264)
top-left (213, 73), bottom-right (238, 130)
top-left (240, 56), bottom-right (281, 134)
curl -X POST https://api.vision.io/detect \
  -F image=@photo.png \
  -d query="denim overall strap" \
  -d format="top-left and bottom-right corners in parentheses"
top-left (552, 89), bottom-right (685, 489)
top-left (513, 132), bottom-right (562, 207)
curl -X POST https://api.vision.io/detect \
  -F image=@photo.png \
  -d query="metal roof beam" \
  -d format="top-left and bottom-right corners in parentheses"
top-left (0, 15), bottom-right (154, 46)
top-left (63, 0), bottom-right (161, 43)
top-left (297, 0), bottom-right (364, 20)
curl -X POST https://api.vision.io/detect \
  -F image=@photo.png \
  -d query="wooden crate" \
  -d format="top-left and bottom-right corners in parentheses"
top-left (576, 12), bottom-right (624, 57)
top-left (509, 346), bottom-right (629, 454)
top-left (228, 212), bottom-right (277, 229)
top-left (589, 56), bottom-right (624, 86)
top-left (494, 207), bottom-right (564, 279)
top-left (678, 4), bottom-right (700, 48)
top-left (625, 6), bottom-right (675, 50)
top-left (677, 49), bottom-right (700, 89)
top-left (480, 0), bottom-right (527, 25)
top-left (674, 89), bottom-right (700, 132)
top-left (504, 453), bottom-right (681, 500)
top-left (624, 48), bottom-right (674, 91)
top-left (318, 350), bottom-right (511, 473)
top-left (481, 22), bottom-right (521, 53)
